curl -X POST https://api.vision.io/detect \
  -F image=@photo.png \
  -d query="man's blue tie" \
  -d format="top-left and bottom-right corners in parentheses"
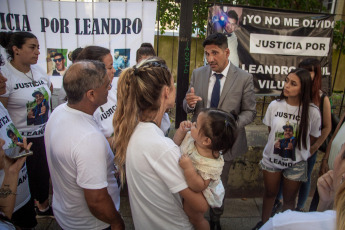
top-left (210, 73), bottom-right (223, 108)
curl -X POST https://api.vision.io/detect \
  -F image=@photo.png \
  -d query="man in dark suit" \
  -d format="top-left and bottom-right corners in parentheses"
top-left (183, 33), bottom-right (256, 230)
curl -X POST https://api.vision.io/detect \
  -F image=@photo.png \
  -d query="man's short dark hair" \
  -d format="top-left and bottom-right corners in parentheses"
top-left (54, 52), bottom-right (65, 59)
top-left (63, 60), bottom-right (107, 104)
top-left (227, 10), bottom-right (238, 23)
top-left (202, 33), bottom-right (228, 49)
top-left (7, 129), bottom-right (15, 138)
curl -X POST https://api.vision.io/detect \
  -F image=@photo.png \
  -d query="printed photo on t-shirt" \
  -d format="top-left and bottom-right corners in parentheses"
top-left (273, 121), bottom-right (297, 161)
top-left (6, 124), bottom-right (23, 148)
top-left (26, 87), bottom-right (50, 126)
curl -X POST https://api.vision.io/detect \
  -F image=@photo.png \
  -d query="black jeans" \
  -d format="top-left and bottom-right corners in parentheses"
top-left (26, 136), bottom-right (50, 204)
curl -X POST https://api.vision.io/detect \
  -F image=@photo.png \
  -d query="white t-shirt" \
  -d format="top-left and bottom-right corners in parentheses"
top-left (328, 122), bottom-right (345, 170)
top-left (126, 122), bottom-right (193, 230)
top-left (261, 209), bottom-right (335, 230)
top-left (93, 88), bottom-right (117, 138)
top-left (0, 218), bottom-right (16, 230)
top-left (45, 104), bottom-right (120, 230)
top-left (0, 62), bottom-right (51, 138)
top-left (262, 100), bottom-right (321, 169)
top-left (0, 103), bottom-right (30, 212)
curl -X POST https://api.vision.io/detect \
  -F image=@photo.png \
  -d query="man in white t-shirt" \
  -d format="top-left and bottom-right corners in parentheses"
top-left (44, 61), bottom-right (124, 230)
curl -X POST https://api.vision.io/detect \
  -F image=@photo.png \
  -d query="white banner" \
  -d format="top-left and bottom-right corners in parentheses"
top-left (0, 0), bottom-right (157, 88)
top-left (250, 34), bottom-right (330, 56)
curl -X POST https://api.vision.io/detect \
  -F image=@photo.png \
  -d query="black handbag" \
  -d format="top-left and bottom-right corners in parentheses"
top-left (318, 93), bottom-right (339, 152)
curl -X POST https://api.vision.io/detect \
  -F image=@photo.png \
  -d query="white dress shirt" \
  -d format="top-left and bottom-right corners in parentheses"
top-left (207, 61), bottom-right (230, 108)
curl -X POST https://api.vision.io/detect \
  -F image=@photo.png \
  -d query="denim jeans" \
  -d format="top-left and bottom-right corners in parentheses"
top-left (296, 151), bottom-right (318, 209)
top-left (276, 152), bottom-right (317, 208)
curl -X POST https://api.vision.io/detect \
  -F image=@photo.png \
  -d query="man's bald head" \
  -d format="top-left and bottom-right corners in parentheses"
top-left (63, 60), bottom-right (107, 104)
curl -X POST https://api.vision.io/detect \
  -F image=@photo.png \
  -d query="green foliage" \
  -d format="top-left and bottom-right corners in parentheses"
top-left (333, 20), bottom-right (345, 54)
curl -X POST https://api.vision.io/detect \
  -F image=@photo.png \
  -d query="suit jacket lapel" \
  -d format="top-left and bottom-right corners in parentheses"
top-left (201, 66), bottom-right (212, 108)
top-left (219, 63), bottom-right (238, 106)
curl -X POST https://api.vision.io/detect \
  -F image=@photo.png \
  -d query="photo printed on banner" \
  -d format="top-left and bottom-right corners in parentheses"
top-left (47, 48), bottom-right (68, 77)
top-left (113, 49), bottom-right (130, 77)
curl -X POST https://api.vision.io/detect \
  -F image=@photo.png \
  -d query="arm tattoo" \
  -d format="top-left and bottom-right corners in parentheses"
top-left (0, 185), bottom-right (16, 198)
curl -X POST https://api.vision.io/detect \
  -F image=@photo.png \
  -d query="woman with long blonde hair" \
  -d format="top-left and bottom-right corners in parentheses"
top-left (113, 57), bottom-right (208, 230)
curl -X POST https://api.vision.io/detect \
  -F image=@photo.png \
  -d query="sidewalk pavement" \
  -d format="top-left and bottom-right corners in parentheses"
top-left (36, 196), bottom-right (314, 230)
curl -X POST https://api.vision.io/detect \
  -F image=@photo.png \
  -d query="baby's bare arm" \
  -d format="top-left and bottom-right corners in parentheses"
top-left (173, 121), bottom-right (192, 146)
top-left (179, 155), bottom-right (210, 192)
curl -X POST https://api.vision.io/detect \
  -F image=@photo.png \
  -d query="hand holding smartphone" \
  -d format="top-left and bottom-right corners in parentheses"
top-left (4, 137), bottom-right (33, 159)
top-left (5, 146), bottom-right (33, 159)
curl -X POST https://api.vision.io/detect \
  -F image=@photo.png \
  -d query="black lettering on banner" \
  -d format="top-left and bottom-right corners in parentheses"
top-left (41, 17), bottom-right (69, 33)
top-left (0, 13), bottom-right (31, 31)
top-left (255, 40), bottom-right (302, 49)
top-left (41, 17), bottom-right (49, 32)
top-left (122, 18), bottom-right (131, 34)
top-left (51, 18), bottom-right (59, 33)
top-left (132, 18), bottom-right (142, 34)
top-left (60, 18), bottom-right (69, 33)
top-left (92, 19), bottom-right (100, 34)
top-left (74, 17), bottom-right (142, 35)
top-left (110, 18), bottom-right (121, 34)
top-left (83, 18), bottom-right (91, 35)
top-left (101, 18), bottom-right (110, 34)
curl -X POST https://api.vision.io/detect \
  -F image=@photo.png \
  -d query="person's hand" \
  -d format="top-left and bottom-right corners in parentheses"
top-left (285, 139), bottom-right (293, 150)
top-left (27, 109), bottom-right (35, 119)
top-left (186, 87), bottom-right (202, 109)
top-left (39, 102), bottom-right (46, 116)
top-left (2, 138), bottom-right (31, 176)
top-left (274, 140), bottom-right (280, 149)
top-left (179, 121), bottom-right (192, 132)
top-left (317, 170), bottom-right (334, 204)
top-left (179, 155), bottom-right (194, 170)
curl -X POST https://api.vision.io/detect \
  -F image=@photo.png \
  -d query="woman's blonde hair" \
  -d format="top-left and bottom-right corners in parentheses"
top-left (335, 147), bottom-right (345, 230)
top-left (335, 181), bottom-right (345, 230)
top-left (112, 57), bottom-right (172, 184)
